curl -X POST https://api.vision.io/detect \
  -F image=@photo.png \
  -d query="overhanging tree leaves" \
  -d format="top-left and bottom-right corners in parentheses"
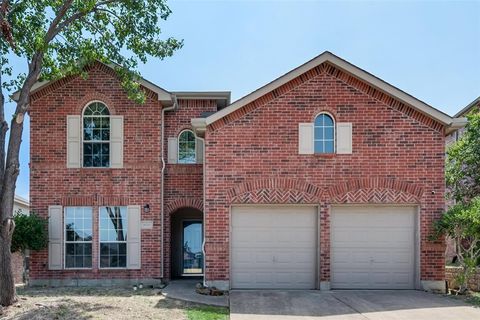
top-left (0, 0), bottom-right (182, 306)
top-left (446, 112), bottom-right (480, 202)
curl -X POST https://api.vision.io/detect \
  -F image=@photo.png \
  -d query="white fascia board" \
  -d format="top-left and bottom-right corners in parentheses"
top-left (205, 51), bottom-right (454, 126)
top-left (191, 118), bottom-right (207, 137)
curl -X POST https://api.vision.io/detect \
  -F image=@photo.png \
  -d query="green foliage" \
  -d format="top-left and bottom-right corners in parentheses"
top-left (433, 197), bottom-right (480, 293)
top-left (446, 112), bottom-right (480, 203)
top-left (11, 212), bottom-right (48, 253)
top-left (186, 306), bottom-right (229, 320)
top-left (1, 0), bottom-right (183, 102)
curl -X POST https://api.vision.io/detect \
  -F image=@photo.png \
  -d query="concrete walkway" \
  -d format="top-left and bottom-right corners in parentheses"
top-left (160, 280), bottom-right (229, 307)
top-left (230, 290), bottom-right (480, 320)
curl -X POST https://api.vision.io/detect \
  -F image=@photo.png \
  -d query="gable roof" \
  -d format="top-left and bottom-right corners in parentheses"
top-left (202, 51), bottom-right (463, 132)
top-left (12, 60), bottom-right (173, 104)
top-left (455, 96), bottom-right (480, 117)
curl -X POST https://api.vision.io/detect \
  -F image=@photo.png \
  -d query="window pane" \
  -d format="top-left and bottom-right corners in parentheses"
top-left (314, 115), bottom-right (323, 126)
top-left (65, 208), bottom-right (92, 269)
top-left (101, 129), bottom-right (110, 141)
top-left (325, 140), bottom-right (334, 153)
top-left (314, 141), bottom-right (324, 153)
top-left (99, 207), bottom-right (128, 268)
top-left (314, 127), bottom-right (323, 140)
top-left (323, 115), bottom-right (333, 126)
top-left (83, 155), bottom-right (92, 167)
top-left (325, 127), bottom-right (334, 140)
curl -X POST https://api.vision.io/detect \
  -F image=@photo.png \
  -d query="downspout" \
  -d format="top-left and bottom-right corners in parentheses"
top-left (196, 135), bottom-right (207, 287)
top-left (161, 94), bottom-right (178, 280)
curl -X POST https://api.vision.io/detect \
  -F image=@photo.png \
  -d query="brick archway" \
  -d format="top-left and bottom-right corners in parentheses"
top-left (165, 198), bottom-right (203, 216)
top-left (328, 178), bottom-right (423, 204)
top-left (227, 178), bottom-right (323, 204)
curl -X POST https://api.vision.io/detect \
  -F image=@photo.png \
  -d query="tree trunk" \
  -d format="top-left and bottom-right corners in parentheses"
top-left (0, 221), bottom-right (16, 306)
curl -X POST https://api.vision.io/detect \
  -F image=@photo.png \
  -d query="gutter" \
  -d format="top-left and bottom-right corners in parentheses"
top-left (161, 94), bottom-right (178, 280)
top-left (446, 117), bottom-right (468, 135)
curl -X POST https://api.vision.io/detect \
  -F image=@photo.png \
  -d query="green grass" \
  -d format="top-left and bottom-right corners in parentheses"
top-left (186, 306), bottom-right (229, 320)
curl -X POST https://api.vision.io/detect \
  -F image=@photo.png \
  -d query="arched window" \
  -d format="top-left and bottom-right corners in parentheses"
top-left (178, 130), bottom-right (196, 164)
top-left (314, 113), bottom-right (335, 153)
top-left (83, 102), bottom-right (110, 167)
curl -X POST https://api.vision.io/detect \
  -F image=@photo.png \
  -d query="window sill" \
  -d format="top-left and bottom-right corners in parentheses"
top-left (314, 153), bottom-right (336, 158)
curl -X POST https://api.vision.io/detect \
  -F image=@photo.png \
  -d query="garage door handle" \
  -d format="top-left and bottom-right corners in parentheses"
top-left (273, 256), bottom-right (276, 262)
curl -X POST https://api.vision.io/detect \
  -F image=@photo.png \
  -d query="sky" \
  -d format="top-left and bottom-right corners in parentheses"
top-left (4, 0), bottom-right (480, 200)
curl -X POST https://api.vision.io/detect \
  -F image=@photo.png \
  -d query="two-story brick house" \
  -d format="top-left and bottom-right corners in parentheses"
top-left (27, 52), bottom-right (465, 292)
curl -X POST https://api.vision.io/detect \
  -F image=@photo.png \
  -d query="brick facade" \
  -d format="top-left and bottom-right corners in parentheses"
top-left (204, 63), bottom-right (446, 285)
top-left (29, 64), bottom-right (164, 282)
top-left (29, 57), bottom-right (450, 289)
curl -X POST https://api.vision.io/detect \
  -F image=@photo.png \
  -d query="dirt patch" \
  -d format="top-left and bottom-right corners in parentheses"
top-left (0, 286), bottom-right (195, 320)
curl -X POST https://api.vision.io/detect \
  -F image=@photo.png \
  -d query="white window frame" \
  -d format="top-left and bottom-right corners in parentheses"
top-left (98, 206), bottom-right (128, 270)
top-left (64, 207), bottom-right (93, 270)
top-left (314, 112), bottom-right (336, 154)
top-left (82, 101), bottom-right (111, 168)
top-left (177, 129), bottom-right (197, 164)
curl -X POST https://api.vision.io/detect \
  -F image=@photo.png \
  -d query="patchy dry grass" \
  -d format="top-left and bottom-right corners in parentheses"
top-left (448, 291), bottom-right (480, 308)
top-left (0, 286), bottom-right (229, 320)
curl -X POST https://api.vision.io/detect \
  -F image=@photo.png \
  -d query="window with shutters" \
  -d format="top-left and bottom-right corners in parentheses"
top-left (178, 130), bottom-right (196, 164)
top-left (83, 102), bottom-right (110, 167)
top-left (99, 206), bottom-right (128, 268)
top-left (314, 113), bottom-right (335, 153)
top-left (64, 207), bottom-right (93, 269)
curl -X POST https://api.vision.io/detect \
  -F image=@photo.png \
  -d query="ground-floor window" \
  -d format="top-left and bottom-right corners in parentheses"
top-left (64, 207), bottom-right (93, 269)
top-left (99, 206), bottom-right (128, 268)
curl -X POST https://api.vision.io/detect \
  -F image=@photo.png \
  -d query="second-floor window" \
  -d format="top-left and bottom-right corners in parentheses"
top-left (83, 102), bottom-right (110, 167)
top-left (314, 113), bottom-right (335, 154)
top-left (178, 130), bottom-right (196, 164)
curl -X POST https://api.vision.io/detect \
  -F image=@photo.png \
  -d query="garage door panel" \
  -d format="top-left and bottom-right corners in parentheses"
top-left (331, 206), bottom-right (416, 290)
top-left (231, 206), bottom-right (317, 289)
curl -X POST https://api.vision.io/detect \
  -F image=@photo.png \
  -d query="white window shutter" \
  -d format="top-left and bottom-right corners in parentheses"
top-left (196, 137), bottom-right (204, 164)
top-left (298, 123), bottom-right (314, 154)
top-left (66, 116), bottom-right (81, 168)
top-left (168, 137), bottom-right (178, 164)
top-left (48, 205), bottom-right (63, 270)
top-left (127, 205), bottom-right (141, 269)
top-left (337, 122), bottom-right (353, 154)
top-left (110, 116), bottom-right (124, 168)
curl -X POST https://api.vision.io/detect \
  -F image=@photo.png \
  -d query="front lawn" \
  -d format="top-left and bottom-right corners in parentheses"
top-left (0, 286), bottom-right (229, 320)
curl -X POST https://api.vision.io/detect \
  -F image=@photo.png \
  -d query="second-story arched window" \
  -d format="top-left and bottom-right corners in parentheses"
top-left (314, 113), bottom-right (335, 154)
top-left (178, 130), bottom-right (196, 164)
top-left (83, 102), bottom-right (110, 167)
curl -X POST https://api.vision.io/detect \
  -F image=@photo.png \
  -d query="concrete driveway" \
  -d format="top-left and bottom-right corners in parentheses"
top-left (230, 290), bottom-right (480, 320)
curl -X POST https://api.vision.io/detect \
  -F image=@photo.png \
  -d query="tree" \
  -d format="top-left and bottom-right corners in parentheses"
top-left (437, 111), bottom-right (480, 293)
top-left (11, 211), bottom-right (48, 254)
top-left (446, 112), bottom-right (480, 203)
top-left (432, 198), bottom-right (480, 294)
top-left (0, 0), bottom-right (182, 306)
top-left (11, 211), bottom-right (48, 283)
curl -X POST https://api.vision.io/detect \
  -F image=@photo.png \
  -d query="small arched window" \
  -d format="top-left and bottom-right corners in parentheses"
top-left (178, 130), bottom-right (196, 164)
top-left (83, 102), bottom-right (110, 167)
top-left (314, 113), bottom-right (335, 154)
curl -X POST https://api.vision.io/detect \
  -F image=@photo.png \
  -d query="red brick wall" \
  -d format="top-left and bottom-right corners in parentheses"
top-left (163, 99), bottom-right (217, 278)
top-left (29, 64), bottom-right (163, 281)
top-left (12, 252), bottom-right (24, 284)
top-left (204, 63), bottom-right (446, 284)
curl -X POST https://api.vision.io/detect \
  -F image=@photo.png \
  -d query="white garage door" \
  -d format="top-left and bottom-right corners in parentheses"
top-left (231, 206), bottom-right (317, 289)
top-left (331, 206), bottom-right (416, 289)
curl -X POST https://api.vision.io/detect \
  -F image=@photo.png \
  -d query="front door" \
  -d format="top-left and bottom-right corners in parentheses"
top-left (182, 221), bottom-right (203, 275)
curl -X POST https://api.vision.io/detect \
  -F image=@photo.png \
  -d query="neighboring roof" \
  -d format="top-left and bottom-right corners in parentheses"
top-left (14, 195), bottom-right (30, 207)
top-left (172, 91), bottom-right (231, 109)
top-left (202, 51), bottom-right (462, 129)
top-left (454, 96), bottom-right (480, 117)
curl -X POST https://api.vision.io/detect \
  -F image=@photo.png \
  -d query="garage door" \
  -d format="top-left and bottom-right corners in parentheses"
top-left (231, 206), bottom-right (317, 289)
top-left (331, 206), bottom-right (416, 289)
